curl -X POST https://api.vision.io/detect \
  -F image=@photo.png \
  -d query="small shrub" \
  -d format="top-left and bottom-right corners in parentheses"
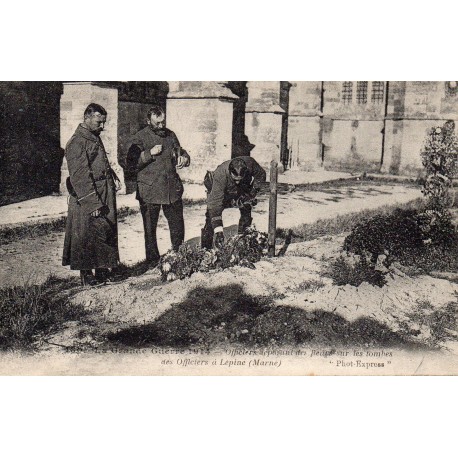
top-left (277, 198), bottom-right (425, 243)
top-left (323, 255), bottom-right (387, 288)
top-left (420, 121), bottom-right (458, 211)
top-left (158, 226), bottom-right (269, 282)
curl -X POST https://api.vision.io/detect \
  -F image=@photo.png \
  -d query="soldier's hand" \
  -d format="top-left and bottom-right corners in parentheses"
top-left (150, 145), bottom-right (163, 156)
top-left (213, 231), bottom-right (225, 249)
top-left (176, 155), bottom-right (185, 169)
top-left (236, 194), bottom-right (256, 209)
top-left (176, 154), bottom-right (190, 169)
top-left (90, 206), bottom-right (109, 217)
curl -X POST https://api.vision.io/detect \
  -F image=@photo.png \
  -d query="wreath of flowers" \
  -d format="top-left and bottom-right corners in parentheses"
top-left (158, 226), bottom-right (269, 282)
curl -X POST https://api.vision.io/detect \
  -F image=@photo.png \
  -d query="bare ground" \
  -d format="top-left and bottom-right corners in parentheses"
top-left (42, 235), bottom-right (458, 353)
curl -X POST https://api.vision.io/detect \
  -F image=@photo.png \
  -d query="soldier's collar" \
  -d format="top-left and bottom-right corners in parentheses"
top-left (76, 124), bottom-right (101, 142)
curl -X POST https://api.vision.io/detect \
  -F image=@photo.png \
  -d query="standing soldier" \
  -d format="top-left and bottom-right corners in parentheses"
top-left (127, 105), bottom-right (190, 266)
top-left (201, 156), bottom-right (266, 249)
top-left (62, 103), bottom-right (120, 286)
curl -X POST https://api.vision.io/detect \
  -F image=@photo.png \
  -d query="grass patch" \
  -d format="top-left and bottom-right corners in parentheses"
top-left (182, 196), bottom-right (207, 206)
top-left (402, 299), bottom-right (458, 347)
top-left (291, 279), bottom-right (326, 292)
top-left (0, 275), bottom-right (87, 351)
top-left (0, 209), bottom-right (134, 246)
top-left (0, 205), bottom-right (140, 246)
top-left (323, 256), bottom-right (387, 288)
top-left (277, 198), bottom-right (425, 242)
top-left (0, 217), bottom-right (68, 246)
top-left (272, 175), bottom-right (420, 195)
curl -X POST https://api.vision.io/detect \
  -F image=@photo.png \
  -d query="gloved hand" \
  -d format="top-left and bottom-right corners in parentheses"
top-left (176, 150), bottom-right (190, 169)
top-left (234, 194), bottom-right (258, 209)
top-left (213, 231), bottom-right (225, 249)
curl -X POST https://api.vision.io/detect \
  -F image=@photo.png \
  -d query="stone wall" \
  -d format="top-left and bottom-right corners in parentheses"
top-left (321, 81), bottom-right (386, 173)
top-left (3, 81), bottom-right (457, 206)
top-left (166, 82), bottom-right (236, 182)
top-left (245, 82), bottom-right (285, 173)
top-left (323, 119), bottom-right (384, 173)
top-left (382, 81), bottom-right (458, 175)
top-left (287, 81), bottom-right (322, 170)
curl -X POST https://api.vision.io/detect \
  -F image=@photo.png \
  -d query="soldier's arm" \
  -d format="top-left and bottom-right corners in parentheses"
top-left (127, 135), bottom-right (158, 172)
top-left (251, 159), bottom-right (267, 191)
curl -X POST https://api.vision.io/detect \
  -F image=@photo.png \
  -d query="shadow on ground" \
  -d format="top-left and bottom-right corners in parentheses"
top-left (104, 284), bottom-right (423, 350)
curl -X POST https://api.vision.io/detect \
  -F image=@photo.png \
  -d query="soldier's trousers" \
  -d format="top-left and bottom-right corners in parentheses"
top-left (140, 199), bottom-right (185, 263)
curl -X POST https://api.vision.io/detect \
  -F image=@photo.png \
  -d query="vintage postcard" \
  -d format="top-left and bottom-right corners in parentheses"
top-left (1, 81), bottom-right (458, 375)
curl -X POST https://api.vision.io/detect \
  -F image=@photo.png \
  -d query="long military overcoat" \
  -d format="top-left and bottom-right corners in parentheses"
top-left (62, 125), bottom-right (119, 270)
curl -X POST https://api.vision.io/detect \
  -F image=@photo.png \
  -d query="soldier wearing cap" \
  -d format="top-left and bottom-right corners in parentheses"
top-left (201, 156), bottom-right (266, 249)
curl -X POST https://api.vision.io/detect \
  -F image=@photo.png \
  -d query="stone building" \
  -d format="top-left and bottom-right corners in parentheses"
top-left (1, 81), bottom-right (457, 204)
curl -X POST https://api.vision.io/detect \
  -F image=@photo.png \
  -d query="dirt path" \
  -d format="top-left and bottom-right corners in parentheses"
top-left (0, 183), bottom-right (421, 287)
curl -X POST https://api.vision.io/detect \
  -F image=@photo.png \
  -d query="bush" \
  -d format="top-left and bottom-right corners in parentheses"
top-left (276, 198), bottom-right (425, 243)
top-left (420, 121), bottom-right (458, 210)
top-left (341, 122), bottom-right (458, 276)
top-left (158, 226), bottom-right (269, 282)
top-left (343, 208), bottom-right (458, 268)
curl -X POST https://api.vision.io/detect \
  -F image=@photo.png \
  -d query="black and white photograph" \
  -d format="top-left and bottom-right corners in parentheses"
top-left (1, 80), bottom-right (458, 375)
top-left (2, 3), bottom-right (458, 458)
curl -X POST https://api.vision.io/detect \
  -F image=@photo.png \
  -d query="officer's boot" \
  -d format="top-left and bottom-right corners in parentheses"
top-left (80, 270), bottom-right (98, 287)
top-left (95, 268), bottom-right (111, 283)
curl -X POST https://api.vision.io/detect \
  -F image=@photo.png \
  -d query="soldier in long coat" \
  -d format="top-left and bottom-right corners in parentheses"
top-left (126, 105), bottom-right (190, 265)
top-left (62, 103), bottom-right (120, 286)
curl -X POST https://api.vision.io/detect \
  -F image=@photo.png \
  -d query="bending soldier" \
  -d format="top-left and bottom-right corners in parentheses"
top-left (201, 156), bottom-right (266, 249)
